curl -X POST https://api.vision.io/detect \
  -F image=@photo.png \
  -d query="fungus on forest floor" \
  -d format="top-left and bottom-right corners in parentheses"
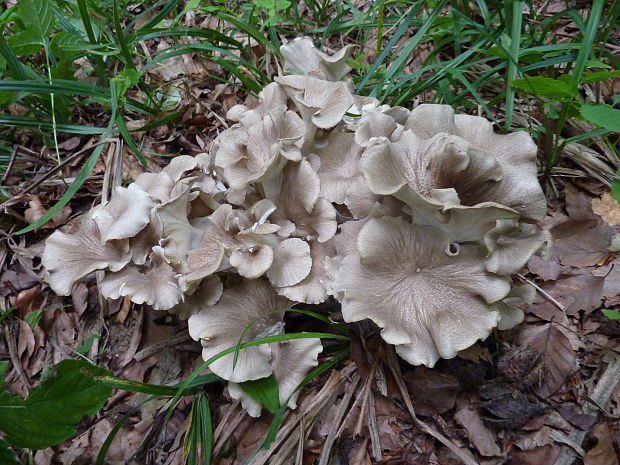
top-left (41, 37), bottom-right (548, 417)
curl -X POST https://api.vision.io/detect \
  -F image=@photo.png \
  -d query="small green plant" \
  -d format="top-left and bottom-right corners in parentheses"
top-left (601, 309), bottom-right (620, 320)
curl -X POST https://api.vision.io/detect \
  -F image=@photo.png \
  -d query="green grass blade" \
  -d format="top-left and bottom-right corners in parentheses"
top-left (504, 0), bottom-right (523, 128)
top-left (568, 0), bottom-right (605, 92)
top-left (115, 113), bottom-right (147, 166)
top-left (165, 332), bottom-right (349, 425)
top-left (15, 83), bottom-right (119, 234)
top-left (0, 115), bottom-right (106, 134)
top-left (198, 394), bottom-right (213, 465)
top-left (378, 0), bottom-right (448, 100)
top-left (112, 0), bottom-right (136, 69)
top-left (0, 79), bottom-right (108, 98)
top-left (217, 13), bottom-right (277, 56)
top-left (133, 27), bottom-right (240, 47)
top-left (355, 4), bottom-right (421, 93)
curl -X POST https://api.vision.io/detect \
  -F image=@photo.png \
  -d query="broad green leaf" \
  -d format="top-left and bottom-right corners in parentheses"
top-left (18, 0), bottom-right (53, 45)
top-left (601, 309), bottom-right (620, 320)
top-left (238, 375), bottom-right (280, 414)
top-left (512, 76), bottom-right (574, 99)
top-left (580, 104), bottom-right (620, 133)
top-left (585, 60), bottom-right (612, 69)
top-left (6, 30), bottom-right (41, 56)
top-left (0, 438), bottom-right (19, 465)
top-left (0, 361), bottom-right (7, 390)
top-left (582, 70), bottom-right (620, 83)
top-left (24, 309), bottom-right (44, 328)
top-left (76, 334), bottom-right (101, 354)
top-left (0, 359), bottom-right (112, 449)
top-left (50, 31), bottom-right (94, 58)
top-left (612, 179), bottom-right (620, 205)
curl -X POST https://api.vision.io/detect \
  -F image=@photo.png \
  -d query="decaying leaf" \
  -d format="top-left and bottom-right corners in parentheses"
top-left (518, 324), bottom-right (578, 397)
top-left (592, 192), bottom-right (620, 226)
top-left (584, 423), bottom-right (619, 465)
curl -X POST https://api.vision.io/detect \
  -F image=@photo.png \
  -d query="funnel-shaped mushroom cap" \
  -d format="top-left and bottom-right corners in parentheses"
top-left (135, 171), bottom-right (175, 203)
top-left (157, 185), bottom-right (193, 264)
top-left (173, 275), bottom-right (223, 320)
top-left (276, 75), bottom-right (354, 129)
top-left (227, 336), bottom-right (323, 417)
top-left (316, 132), bottom-right (366, 205)
top-left (361, 130), bottom-right (521, 241)
top-left (271, 160), bottom-right (337, 243)
top-left (188, 279), bottom-right (292, 383)
top-left (483, 219), bottom-right (552, 275)
top-left (42, 219), bottom-right (131, 295)
top-left (280, 37), bottom-right (355, 81)
top-left (267, 238), bottom-right (312, 287)
top-left (93, 184), bottom-right (153, 242)
top-left (337, 217), bottom-right (510, 367)
top-left (275, 238), bottom-right (335, 304)
top-left (492, 284), bottom-right (535, 330)
top-left (215, 105), bottom-right (305, 189)
top-left (98, 246), bottom-right (182, 310)
top-left (271, 337), bottom-right (322, 408)
top-left (404, 104), bottom-right (546, 221)
top-left (230, 244), bottom-right (274, 279)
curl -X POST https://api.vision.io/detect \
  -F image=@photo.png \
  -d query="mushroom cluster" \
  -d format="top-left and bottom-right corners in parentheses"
top-left (41, 37), bottom-right (548, 415)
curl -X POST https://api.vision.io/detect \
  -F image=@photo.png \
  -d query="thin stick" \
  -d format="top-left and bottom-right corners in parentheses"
top-left (385, 347), bottom-right (479, 465)
top-left (517, 273), bottom-right (566, 311)
top-left (0, 138), bottom-right (114, 210)
top-left (1, 145), bottom-right (18, 185)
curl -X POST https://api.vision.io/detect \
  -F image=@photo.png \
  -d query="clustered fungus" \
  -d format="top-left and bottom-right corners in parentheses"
top-left (41, 37), bottom-right (549, 416)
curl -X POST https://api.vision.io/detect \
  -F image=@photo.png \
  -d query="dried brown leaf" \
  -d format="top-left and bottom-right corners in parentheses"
top-left (404, 367), bottom-right (460, 416)
top-left (584, 423), bottom-right (619, 465)
top-left (518, 324), bottom-right (578, 397)
top-left (539, 273), bottom-right (604, 315)
top-left (455, 403), bottom-right (502, 457)
top-left (592, 192), bottom-right (620, 226)
top-left (507, 445), bottom-right (560, 465)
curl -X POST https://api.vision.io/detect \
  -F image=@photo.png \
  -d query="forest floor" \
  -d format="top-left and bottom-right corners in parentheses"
top-left (1, 0), bottom-right (619, 464)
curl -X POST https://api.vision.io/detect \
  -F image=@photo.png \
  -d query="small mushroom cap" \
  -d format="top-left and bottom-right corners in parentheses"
top-left (187, 279), bottom-right (292, 383)
top-left (157, 185), bottom-right (193, 264)
top-left (271, 337), bottom-right (322, 408)
top-left (134, 171), bottom-right (175, 203)
top-left (163, 155), bottom-right (198, 182)
top-left (173, 275), bottom-right (223, 320)
top-left (42, 219), bottom-right (131, 295)
top-left (227, 337), bottom-right (323, 417)
top-left (280, 36), bottom-right (355, 81)
top-left (93, 184), bottom-right (153, 242)
top-left (98, 246), bottom-right (182, 310)
top-left (354, 112), bottom-right (399, 147)
top-left (275, 238), bottom-right (335, 304)
top-left (267, 238), bottom-right (312, 287)
top-left (483, 220), bottom-right (552, 275)
top-left (316, 132), bottom-right (366, 205)
top-left (276, 75), bottom-right (354, 129)
top-left (229, 244), bottom-right (274, 279)
top-left (216, 106), bottom-right (305, 189)
top-left (337, 217), bottom-right (510, 367)
top-left (227, 382), bottom-right (263, 417)
top-left (494, 284), bottom-right (535, 330)
top-left (129, 209), bottom-right (163, 265)
top-left (272, 160), bottom-right (337, 243)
